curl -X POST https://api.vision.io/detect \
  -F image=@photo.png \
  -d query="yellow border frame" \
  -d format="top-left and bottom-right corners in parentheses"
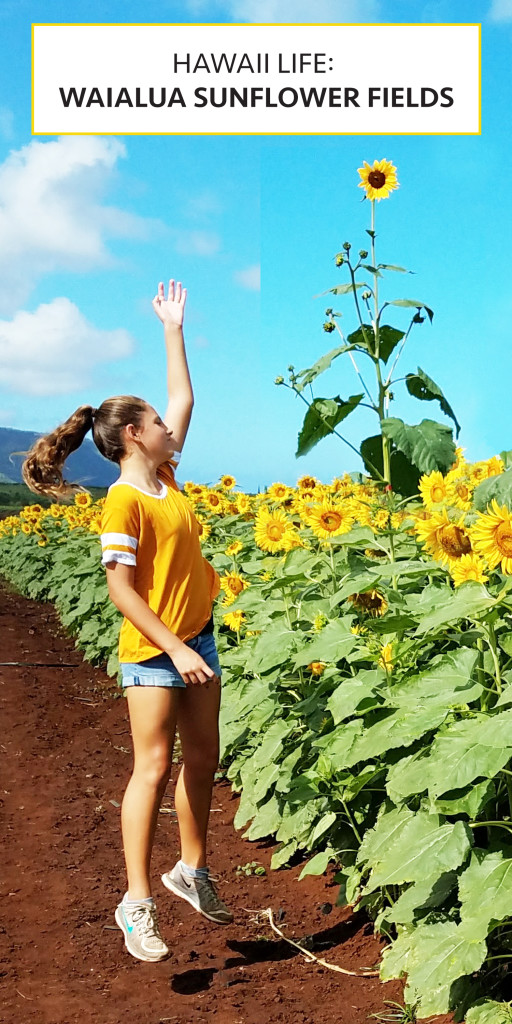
top-left (31, 22), bottom-right (482, 137)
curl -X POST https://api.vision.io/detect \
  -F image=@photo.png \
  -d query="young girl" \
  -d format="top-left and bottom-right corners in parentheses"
top-left (22, 279), bottom-right (232, 963)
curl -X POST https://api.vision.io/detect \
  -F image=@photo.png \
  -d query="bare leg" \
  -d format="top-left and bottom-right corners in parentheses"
top-left (174, 682), bottom-right (221, 868)
top-left (122, 687), bottom-right (180, 899)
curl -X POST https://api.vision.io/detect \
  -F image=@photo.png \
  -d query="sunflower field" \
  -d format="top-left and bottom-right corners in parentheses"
top-left (4, 161), bottom-right (512, 1022)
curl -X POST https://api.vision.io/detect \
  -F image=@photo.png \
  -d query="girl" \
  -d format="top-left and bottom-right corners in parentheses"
top-left (22, 279), bottom-right (232, 963)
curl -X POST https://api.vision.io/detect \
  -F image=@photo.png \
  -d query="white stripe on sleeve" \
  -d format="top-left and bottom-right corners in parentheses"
top-left (101, 532), bottom-right (138, 550)
top-left (101, 550), bottom-right (137, 567)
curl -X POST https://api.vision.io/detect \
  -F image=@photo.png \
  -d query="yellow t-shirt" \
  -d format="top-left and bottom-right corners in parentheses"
top-left (100, 460), bottom-right (220, 663)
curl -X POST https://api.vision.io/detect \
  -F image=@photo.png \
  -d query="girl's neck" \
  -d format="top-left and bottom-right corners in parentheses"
top-left (118, 454), bottom-right (162, 495)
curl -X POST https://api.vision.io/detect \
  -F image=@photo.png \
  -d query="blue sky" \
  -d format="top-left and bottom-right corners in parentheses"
top-left (0, 0), bottom-right (508, 491)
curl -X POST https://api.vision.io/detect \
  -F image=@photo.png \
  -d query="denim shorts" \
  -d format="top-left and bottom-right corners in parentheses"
top-left (120, 631), bottom-right (222, 689)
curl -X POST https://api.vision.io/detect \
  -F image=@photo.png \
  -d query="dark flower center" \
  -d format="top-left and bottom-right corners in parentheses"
top-left (368, 170), bottom-right (386, 189)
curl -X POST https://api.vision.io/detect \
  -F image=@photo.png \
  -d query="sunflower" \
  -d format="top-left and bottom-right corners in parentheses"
top-left (220, 572), bottom-right (249, 604)
top-left (471, 500), bottom-right (512, 573)
top-left (484, 456), bottom-right (505, 478)
top-left (445, 470), bottom-right (474, 512)
top-left (312, 613), bottom-right (328, 632)
top-left (223, 609), bottom-right (245, 631)
top-left (419, 470), bottom-right (449, 509)
top-left (307, 662), bottom-right (326, 676)
top-left (414, 508), bottom-right (472, 566)
top-left (305, 501), bottom-right (354, 539)
top-left (184, 482), bottom-right (206, 498)
top-left (196, 519), bottom-right (212, 542)
top-left (203, 491), bottom-right (226, 513)
top-left (379, 643), bottom-right (394, 672)
top-left (266, 482), bottom-right (291, 502)
top-left (236, 493), bottom-right (252, 514)
top-left (357, 159), bottom-right (399, 201)
top-left (370, 508), bottom-right (390, 532)
top-left (297, 475), bottom-right (318, 491)
top-left (254, 508), bottom-right (294, 552)
top-left (21, 523), bottom-right (32, 535)
top-left (225, 540), bottom-right (243, 556)
top-left (37, 534), bottom-right (49, 547)
top-left (348, 590), bottom-right (388, 617)
top-left (449, 553), bottom-right (489, 587)
top-left (75, 491), bottom-right (92, 508)
top-left (220, 474), bottom-right (236, 490)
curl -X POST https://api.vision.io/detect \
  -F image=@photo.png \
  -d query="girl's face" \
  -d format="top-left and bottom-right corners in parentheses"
top-left (133, 405), bottom-right (175, 463)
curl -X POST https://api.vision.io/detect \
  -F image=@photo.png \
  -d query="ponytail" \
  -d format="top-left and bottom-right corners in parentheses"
top-left (21, 394), bottom-right (169, 500)
top-left (22, 405), bottom-right (95, 499)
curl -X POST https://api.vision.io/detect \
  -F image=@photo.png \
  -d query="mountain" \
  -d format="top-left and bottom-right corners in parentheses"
top-left (0, 427), bottom-right (118, 487)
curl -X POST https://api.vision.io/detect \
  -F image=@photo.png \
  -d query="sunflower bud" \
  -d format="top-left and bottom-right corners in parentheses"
top-left (274, 376), bottom-right (284, 385)
top-left (362, 291), bottom-right (372, 301)
top-left (359, 250), bottom-right (368, 259)
top-left (287, 364), bottom-right (295, 372)
top-left (325, 307), bottom-right (333, 316)
top-left (335, 253), bottom-right (344, 266)
top-left (323, 321), bottom-right (336, 333)
top-left (342, 241), bottom-right (351, 251)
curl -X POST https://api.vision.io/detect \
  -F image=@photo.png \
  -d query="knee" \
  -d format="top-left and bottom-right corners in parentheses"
top-left (183, 745), bottom-right (219, 779)
top-left (134, 747), bottom-right (173, 788)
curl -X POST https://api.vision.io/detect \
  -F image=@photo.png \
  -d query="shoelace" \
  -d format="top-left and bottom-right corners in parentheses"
top-left (130, 903), bottom-right (162, 938)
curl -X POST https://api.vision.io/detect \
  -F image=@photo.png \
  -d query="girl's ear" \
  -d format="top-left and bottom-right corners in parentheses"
top-left (124, 422), bottom-right (140, 441)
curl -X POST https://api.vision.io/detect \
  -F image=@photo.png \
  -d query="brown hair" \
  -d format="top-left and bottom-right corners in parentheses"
top-left (22, 395), bottom-right (149, 499)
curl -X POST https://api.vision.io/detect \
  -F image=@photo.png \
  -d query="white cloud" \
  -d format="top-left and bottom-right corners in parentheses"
top-left (234, 264), bottom-right (260, 290)
top-left (0, 136), bottom-right (152, 314)
top-left (184, 0), bottom-right (379, 20)
top-left (172, 229), bottom-right (221, 255)
top-left (489, 0), bottom-right (512, 20)
top-left (0, 298), bottom-right (134, 397)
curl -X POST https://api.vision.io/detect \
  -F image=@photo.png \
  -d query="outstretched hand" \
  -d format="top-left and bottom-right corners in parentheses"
top-left (152, 279), bottom-right (187, 327)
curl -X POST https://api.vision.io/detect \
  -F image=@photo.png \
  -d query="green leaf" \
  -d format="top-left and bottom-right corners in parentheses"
top-left (270, 840), bottom-right (299, 870)
top-left (296, 395), bottom-right (364, 457)
top-left (466, 1001), bottom-right (512, 1024)
top-left (473, 467), bottom-right (512, 512)
top-left (381, 417), bottom-right (456, 475)
top-left (243, 793), bottom-right (282, 840)
top-left (344, 704), bottom-right (448, 768)
top-left (357, 804), bottom-right (415, 866)
top-left (387, 871), bottom-right (458, 924)
top-left (363, 814), bottom-right (472, 892)
top-left (386, 298), bottom-right (434, 322)
top-left (298, 848), bottom-right (334, 880)
top-left (386, 708), bottom-right (512, 801)
top-left (406, 366), bottom-right (461, 438)
top-left (292, 345), bottom-right (352, 394)
top-left (346, 323), bottom-right (374, 350)
top-left (434, 779), bottom-right (496, 817)
top-left (388, 649), bottom-right (481, 708)
top-left (377, 325), bottom-right (406, 363)
top-left (320, 281), bottom-right (369, 297)
top-left (245, 620), bottom-right (297, 674)
top-left (414, 582), bottom-right (494, 634)
top-left (381, 920), bottom-right (486, 1018)
top-left (327, 672), bottom-right (384, 724)
top-left (360, 434), bottom-right (421, 495)
top-left (292, 619), bottom-right (356, 668)
top-left (459, 848), bottom-right (512, 938)
top-left (378, 263), bottom-right (411, 274)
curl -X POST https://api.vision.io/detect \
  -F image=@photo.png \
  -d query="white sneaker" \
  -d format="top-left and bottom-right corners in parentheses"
top-left (115, 898), bottom-right (170, 962)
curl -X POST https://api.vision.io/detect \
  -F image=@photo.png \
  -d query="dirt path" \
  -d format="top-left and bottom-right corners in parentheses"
top-left (0, 580), bottom-right (425, 1024)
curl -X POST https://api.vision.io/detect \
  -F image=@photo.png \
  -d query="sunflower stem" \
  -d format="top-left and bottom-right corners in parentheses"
top-left (369, 201), bottom-right (392, 491)
top-left (477, 635), bottom-right (487, 711)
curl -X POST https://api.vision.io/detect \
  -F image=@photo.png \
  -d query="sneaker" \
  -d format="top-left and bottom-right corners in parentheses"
top-left (115, 898), bottom-right (170, 962)
top-left (161, 863), bottom-right (233, 924)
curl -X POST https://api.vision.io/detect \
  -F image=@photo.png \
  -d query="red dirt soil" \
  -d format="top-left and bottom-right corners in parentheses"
top-left (0, 581), bottom-right (454, 1024)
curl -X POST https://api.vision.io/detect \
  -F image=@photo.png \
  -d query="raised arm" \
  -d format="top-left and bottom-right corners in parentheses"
top-left (152, 278), bottom-right (194, 450)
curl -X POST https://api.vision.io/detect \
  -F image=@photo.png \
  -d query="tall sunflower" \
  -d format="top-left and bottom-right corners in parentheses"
top-left (348, 590), bottom-right (388, 617)
top-left (449, 553), bottom-right (489, 587)
top-left (418, 471), bottom-right (449, 509)
top-left (254, 507), bottom-right (295, 553)
top-left (471, 500), bottom-right (512, 574)
top-left (305, 501), bottom-right (354, 539)
top-left (414, 508), bottom-right (472, 566)
top-left (357, 159), bottom-right (399, 201)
